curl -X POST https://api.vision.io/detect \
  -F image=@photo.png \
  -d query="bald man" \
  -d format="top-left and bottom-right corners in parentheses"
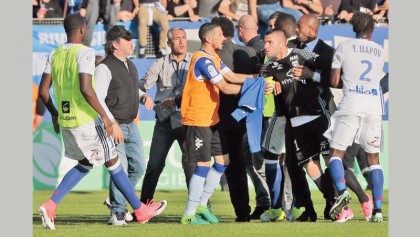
top-left (292, 13), bottom-right (376, 222)
top-left (237, 15), bottom-right (265, 55)
top-left (236, 14), bottom-right (272, 220)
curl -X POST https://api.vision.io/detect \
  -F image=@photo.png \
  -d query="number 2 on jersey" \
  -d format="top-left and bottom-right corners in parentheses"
top-left (359, 60), bottom-right (372, 82)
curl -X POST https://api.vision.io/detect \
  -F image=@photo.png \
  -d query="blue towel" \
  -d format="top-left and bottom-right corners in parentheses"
top-left (231, 77), bottom-right (266, 153)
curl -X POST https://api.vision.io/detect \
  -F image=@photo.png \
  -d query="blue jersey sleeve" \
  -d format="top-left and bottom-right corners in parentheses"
top-left (194, 56), bottom-right (223, 83)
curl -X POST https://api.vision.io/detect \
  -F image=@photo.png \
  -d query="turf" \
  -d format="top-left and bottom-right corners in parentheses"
top-left (33, 189), bottom-right (388, 237)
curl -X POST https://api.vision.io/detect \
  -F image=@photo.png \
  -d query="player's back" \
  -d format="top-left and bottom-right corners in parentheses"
top-left (333, 38), bottom-right (385, 115)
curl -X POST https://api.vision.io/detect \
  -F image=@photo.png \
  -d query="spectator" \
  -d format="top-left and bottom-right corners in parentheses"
top-left (116, 0), bottom-right (140, 22)
top-left (268, 11), bottom-right (285, 29)
top-left (33, 0), bottom-right (64, 20)
top-left (61, 0), bottom-right (83, 16)
top-left (320, 0), bottom-right (342, 20)
top-left (80, 0), bottom-right (108, 47)
top-left (217, 0), bottom-right (243, 21)
top-left (373, 0), bottom-right (388, 22)
top-left (336, 0), bottom-right (377, 23)
top-left (135, 0), bottom-right (170, 58)
top-left (165, 0), bottom-right (200, 22)
top-left (229, 0), bottom-right (250, 18)
top-left (281, 0), bottom-right (324, 21)
top-left (197, 0), bottom-right (221, 19)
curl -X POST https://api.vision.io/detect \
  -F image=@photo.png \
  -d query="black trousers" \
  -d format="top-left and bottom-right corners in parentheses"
top-left (220, 121), bottom-right (251, 218)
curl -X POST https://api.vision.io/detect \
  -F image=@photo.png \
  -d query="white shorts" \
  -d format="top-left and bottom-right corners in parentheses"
top-left (262, 115), bottom-right (286, 155)
top-left (324, 112), bottom-right (383, 153)
top-left (61, 118), bottom-right (118, 165)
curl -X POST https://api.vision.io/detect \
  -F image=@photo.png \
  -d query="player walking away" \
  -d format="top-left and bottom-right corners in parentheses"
top-left (37, 14), bottom-right (167, 230)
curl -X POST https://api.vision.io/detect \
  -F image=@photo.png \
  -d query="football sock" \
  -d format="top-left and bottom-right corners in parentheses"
top-left (184, 166), bottom-right (210, 216)
top-left (50, 164), bottom-right (91, 204)
top-left (328, 157), bottom-right (347, 193)
top-left (108, 160), bottom-right (141, 210)
top-left (199, 163), bottom-right (227, 206)
top-left (265, 159), bottom-right (282, 209)
top-left (370, 165), bottom-right (384, 210)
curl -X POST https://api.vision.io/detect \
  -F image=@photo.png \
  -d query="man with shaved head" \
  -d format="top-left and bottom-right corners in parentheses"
top-left (237, 15), bottom-right (265, 57)
top-left (286, 13), bottom-right (338, 222)
top-left (292, 14), bottom-right (373, 223)
top-left (236, 14), bottom-right (272, 219)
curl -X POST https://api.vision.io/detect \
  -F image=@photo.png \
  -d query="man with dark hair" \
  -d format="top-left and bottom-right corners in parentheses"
top-left (139, 27), bottom-right (196, 205)
top-left (262, 28), bottom-right (335, 223)
top-left (211, 16), bottom-right (261, 222)
top-left (94, 25), bottom-right (154, 226)
top-left (325, 12), bottom-right (386, 223)
top-left (37, 14), bottom-right (166, 230)
top-left (180, 22), bottom-right (254, 224)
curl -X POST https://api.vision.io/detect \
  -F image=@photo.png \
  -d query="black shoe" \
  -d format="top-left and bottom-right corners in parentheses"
top-left (235, 215), bottom-right (251, 222)
top-left (250, 206), bottom-right (270, 220)
top-left (324, 202), bottom-right (333, 221)
top-left (295, 210), bottom-right (317, 222)
top-left (138, 53), bottom-right (146, 59)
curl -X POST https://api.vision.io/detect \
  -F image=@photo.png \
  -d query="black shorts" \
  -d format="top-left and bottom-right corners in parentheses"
top-left (291, 114), bottom-right (330, 166)
top-left (184, 124), bottom-right (228, 163)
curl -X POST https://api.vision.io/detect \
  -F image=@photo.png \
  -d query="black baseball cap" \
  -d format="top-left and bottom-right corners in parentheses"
top-left (106, 25), bottom-right (137, 41)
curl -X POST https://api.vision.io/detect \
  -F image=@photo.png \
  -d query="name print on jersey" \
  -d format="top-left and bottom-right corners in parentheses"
top-left (352, 44), bottom-right (382, 57)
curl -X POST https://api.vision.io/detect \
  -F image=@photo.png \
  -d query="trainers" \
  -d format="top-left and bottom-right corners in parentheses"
top-left (286, 207), bottom-right (303, 221)
top-left (181, 214), bottom-right (210, 224)
top-left (196, 205), bottom-right (219, 224)
top-left (335, 206), bottom-right (354, 223)
top-left (370, 212), bottom-right (383, 223)
top-left (250, 206), bottom-right (270, 220)
top-left (134, 200), bottom-right (167, 224)
top-left (108, 212), bottom-right (127, 226)
top-left (361, 194), bottom-right (373, 221)
top-left (104, 198), bottom-right (133, 222)
top-left (38, 200), bottom-right (57, 230)
top-left (260, 208), bottom-right (286, 222)
top-left (329, 191), bottom-right (352, 220)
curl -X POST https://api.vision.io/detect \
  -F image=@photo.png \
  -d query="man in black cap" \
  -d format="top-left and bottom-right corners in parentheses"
top-left (94, 24), bottom-right (155, 226)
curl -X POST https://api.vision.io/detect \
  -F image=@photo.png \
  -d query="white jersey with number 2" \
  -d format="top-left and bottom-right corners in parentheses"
top-left (332, 38), bottom-right (385, 115)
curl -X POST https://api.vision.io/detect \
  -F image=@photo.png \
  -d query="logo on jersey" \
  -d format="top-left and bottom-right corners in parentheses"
top-left (348, 85), bottom-right (378, 96)
top-left (205, 60), bottom-right (212, 65)
top-left (207, 65), bottom-right (218, 78)
top-left (62, 101), bottom-right (70, 113)
top-left (270, 61), bottom-right (283, 70)
top-left (195, 135), bottom-right (203, 150)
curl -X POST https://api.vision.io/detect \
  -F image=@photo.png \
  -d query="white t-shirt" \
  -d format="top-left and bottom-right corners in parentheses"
top-left (43, 43), bottom-right (95, 75)
top-left (332, 38), bottom-right (385, 115)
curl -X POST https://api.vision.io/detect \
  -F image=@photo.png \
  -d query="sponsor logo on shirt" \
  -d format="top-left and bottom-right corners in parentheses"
top-left (348, 85), bottom-right (378, 96)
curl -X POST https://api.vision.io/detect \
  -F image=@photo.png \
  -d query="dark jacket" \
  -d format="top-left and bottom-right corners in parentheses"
top-left (100, 54), bottom-right (140, 124)
top-left (288, 38), bottom-right (334, 109)
top-left (216, 39), bottom-right (259, 128)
